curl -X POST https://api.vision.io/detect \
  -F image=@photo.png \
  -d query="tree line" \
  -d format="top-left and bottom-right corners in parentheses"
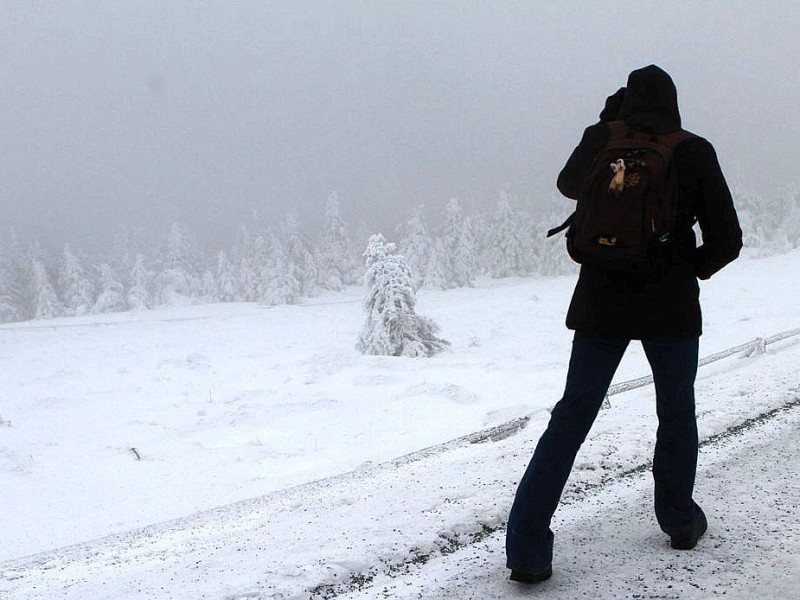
top-left (1, 185), bottom-right (798, 324)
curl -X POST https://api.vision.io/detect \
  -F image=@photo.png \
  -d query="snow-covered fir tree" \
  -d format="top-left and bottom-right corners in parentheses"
top-left (441, 197), bottom-right (476, 288)
top-left (316, 192), bottom-right (355, 291)
top-left (127, 254), bottom-right (153, 310)
top-left (469, 209), bottom-right (492, 275)
top-left (29, 260), bottom-right (63, 320)
top-left (213, 250), bottom-right (238, 303)
top-left (487, 193), bottom-right (527, 278)
top-left (57, 245), bottom-right (96, 316)
top-left (238, 229), bottom-right (274, 302)
top-left (357, 234), bottom-right (449, 357)
top-left (93, 264), bottom-right (127, 314)
top-left (200, 269), bottom-right (217, 302)
top-left (259, 231), bottom-right (300, 306)
top-left (282, 211), bottom-right (320, 298)
top-left (422, 237), bottom-right (449, 290)
top-left (154, 223), bottom-right (202, 304)
top-left (0, 258), bottom-right (19, 323)
top-left (0, 233), bottom-right (27, 323)
top-left (261, 256), bottom-right (300, 306)
top-left (397, 206), bottom-right (433, 288)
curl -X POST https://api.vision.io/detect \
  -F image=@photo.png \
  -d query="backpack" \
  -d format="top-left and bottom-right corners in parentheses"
top-left (548, 120), bottom-right (694, 273)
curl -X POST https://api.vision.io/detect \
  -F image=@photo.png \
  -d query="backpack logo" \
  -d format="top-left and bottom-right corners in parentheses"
top-left (624, 172), bottom-right (641, 188)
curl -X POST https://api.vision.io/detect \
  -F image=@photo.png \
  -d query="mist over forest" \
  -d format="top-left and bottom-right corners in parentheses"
top-left (2, 2), bottom-right (800, 322)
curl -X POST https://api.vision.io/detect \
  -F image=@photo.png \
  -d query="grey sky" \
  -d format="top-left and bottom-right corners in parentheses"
top-left (1, 1), bottom-right (798, 253)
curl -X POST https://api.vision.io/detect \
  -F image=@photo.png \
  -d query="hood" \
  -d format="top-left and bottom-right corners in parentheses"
top-left (618, 65), bottom-right (681, 133)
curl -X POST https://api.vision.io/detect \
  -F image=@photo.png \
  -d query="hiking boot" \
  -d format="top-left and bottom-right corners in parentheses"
top-left (510, 564), bottom-right (553, 583)
top-left (670, 513), bottom-right (708, 550)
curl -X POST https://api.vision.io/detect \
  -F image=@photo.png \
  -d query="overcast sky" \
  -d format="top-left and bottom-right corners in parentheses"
top-left (1, 1), bottom-right (799, 253)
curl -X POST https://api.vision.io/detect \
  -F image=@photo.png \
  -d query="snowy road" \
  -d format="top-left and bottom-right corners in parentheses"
top-left (337, 398), bottom-right (800, 599)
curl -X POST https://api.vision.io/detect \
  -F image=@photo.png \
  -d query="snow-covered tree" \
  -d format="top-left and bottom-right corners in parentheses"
top-left (261, 256), bottom-right (300, 306)
top-left (397, 206), bottom-right (433, 288)
top-left (316, 192), bottom-right (356, 290)
top-left (258, 231), bottom-right (300, 306)
top-left (93, 264), bottom-right (127, 314)
top-left (29, 260), bottom-right (63, 320)
top-left (282, 211), bottom-right (320, 297)
top-left (0, 233), bottom-right (27, 323)
top-left (357, 234), bottom-right (449, 357)
top-left (469, 209), bottom-right (492, 275)
top-left (154, 223), bottom-right (202, 304)
top-left (57, 245), bottom-right (96, 316)
top-left (0, 260), bottom-right (20, 322)
top-left (422, 237), bottom-right (449, 290)
top-left (487, 193), bottom-right (527, 278)
top-left (213, 250), bottom-right (238, 302)
top-left (127, 254), bottom-right (153, 310)
top-left (441, 197), bottom-right (476, 288)
top-left (238, 231), bottom-right (271, 302)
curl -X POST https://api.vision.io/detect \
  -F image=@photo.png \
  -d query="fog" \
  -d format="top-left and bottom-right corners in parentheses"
top-left (2, 1), bottom-right (798, 253)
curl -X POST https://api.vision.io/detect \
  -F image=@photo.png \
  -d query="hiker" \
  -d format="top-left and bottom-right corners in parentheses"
top-left (505, 65), bottom-right (743, 583)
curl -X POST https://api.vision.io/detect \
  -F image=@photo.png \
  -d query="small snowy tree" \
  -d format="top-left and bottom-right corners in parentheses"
top-left (93, 264), bottom-right (127, 314)
top-left (397, 206), bottom-right (433, 288)
top-left (488, 193), bottom-right (526, 278)
top-left (421, 237), bottom-right (449, 290)
top-left (440, 197), bottom-right (476, 288)
top-left (57, 245), bottom-right (96, 316)
top-left (153, 223), bottom-right (202, 304)
top-left (0, 234), bottom-right (26, 323)
top-left (29, 260), bottom-right (64, 320)
top-left (126, 256), bottom-right (151, 309)
top-left (237, 230), bottom-right (275, 302)
top-left (126, 254), bottom-right (153, 310)
top-left (259, 232), bottom-right (300, 306)
top-left (357, 234), bottom-right (449, 357)
top-left (282, 211), bottom-right (320, 298)
top-left (213, 250), bottom-right (238, 302)
top-left (316, 192), bottom-right (356, 290)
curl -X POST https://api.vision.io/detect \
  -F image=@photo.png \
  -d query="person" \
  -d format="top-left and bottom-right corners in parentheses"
top-left (505, 65), bottom-right (743, 583)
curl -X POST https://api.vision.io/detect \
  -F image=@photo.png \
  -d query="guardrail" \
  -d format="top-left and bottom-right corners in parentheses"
top-left (603, 328), bottom-right (800, 406)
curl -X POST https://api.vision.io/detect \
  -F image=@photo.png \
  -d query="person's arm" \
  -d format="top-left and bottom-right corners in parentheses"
top-left (684, 139), bottom-right (743, 279)
top-left (556, 123), bottom-right (608, 200)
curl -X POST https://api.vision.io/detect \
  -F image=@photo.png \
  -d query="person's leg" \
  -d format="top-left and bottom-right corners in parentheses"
top-left (506, 332), bottom-right (629, 573)
top-left (641, 337), bottom-right (705, 539)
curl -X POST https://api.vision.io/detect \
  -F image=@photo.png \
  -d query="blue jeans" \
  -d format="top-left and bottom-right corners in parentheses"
top-left (506, 332), bottom-right (703, 571)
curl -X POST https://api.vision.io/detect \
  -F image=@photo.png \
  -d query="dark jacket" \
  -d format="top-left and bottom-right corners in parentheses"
top-left (557, 65), bottom-right (742, 340)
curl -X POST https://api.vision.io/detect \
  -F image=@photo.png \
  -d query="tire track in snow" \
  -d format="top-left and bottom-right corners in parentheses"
top-left (335, 397), bottom-right (800, 599)
top-left (305, 393), bottom-right (800, 599)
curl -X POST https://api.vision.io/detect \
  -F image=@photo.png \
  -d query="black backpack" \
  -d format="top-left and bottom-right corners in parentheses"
top-left (548, 121), bottom-right (693, 273)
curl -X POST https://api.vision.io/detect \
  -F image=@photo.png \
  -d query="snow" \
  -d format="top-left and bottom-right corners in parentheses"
top-left (1, 248), bottom-right (799, 599)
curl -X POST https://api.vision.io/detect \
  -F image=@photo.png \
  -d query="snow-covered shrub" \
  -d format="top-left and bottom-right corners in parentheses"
top-left (92, 264), bottom-right (127, 314)
top-left (397, 206), bottom-right (432, 288)
top-left (440, 197), bottom-right (476, 288)
top-left (58, 245), bottom-right (96, 316)
top-left (30, 260), bottom-right (63, 319)
top-left (357, 234), bottom-right (449, 358)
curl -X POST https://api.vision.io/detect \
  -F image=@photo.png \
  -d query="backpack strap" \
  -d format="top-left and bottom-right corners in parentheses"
top-left (547, 212), bottom-right (574, 237)
top-left (605, 120), bottom-right (628, 140)
top-left (606, 120), bottom-right (695, 150)
top-left (655, 128), bottom-right (696, 150)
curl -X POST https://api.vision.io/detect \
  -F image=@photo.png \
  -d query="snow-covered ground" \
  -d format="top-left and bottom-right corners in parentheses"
top-left (1, 249), bottom-right (799, 599)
